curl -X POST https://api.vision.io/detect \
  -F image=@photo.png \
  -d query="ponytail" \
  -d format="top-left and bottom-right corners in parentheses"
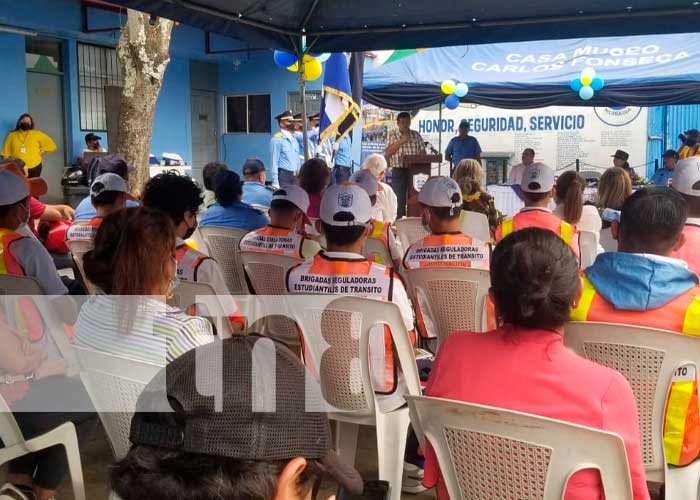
top-left (556, 171), bottom-right (584, 224)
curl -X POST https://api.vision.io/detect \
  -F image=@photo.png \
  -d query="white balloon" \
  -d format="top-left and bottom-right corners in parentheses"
top-left (317, 53), bottom-right (331, 63)
top-left (580, 67), bottom-right (597, 80)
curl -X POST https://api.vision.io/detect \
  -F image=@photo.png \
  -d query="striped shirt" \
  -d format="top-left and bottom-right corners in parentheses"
top-left (74, 295), bottom-right (214, 365)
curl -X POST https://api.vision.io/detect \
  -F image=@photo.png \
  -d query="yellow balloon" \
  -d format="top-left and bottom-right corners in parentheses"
top-left (441, 80), bottom-right (456, 95)
top-left (303, 55), bottom-right (322, 81)
top-left (580, 76), bottom-right (592, 86)
top-left (287, 62), bottom-right (298, 72)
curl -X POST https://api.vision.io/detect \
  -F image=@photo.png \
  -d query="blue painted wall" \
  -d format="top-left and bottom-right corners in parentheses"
top-left (646, 104), bottom-right (700, 177)
top-left (0, 33), bottom-right (29, 136)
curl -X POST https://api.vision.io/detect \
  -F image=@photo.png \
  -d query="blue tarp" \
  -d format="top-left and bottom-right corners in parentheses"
top-left (363, 34), bottom-right (700, 110)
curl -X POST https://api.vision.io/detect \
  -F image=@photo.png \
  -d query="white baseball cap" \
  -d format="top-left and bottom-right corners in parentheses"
top-left (271, 185), bottom-right (310, 213)
top-left (418, 176), bottom-right (462, 214)
top-left (673, 157), bottom-right (700, 197)
top-left (91, 173), bottom-right (133, 198)
top-left (320, 183), bottom-right (372, 226)
top-left (521, 162), bottom-right (555, 193)
top-left (349, 170), bottom-right (379, 197)
top-left (0, 170), bottom-right (29, 206)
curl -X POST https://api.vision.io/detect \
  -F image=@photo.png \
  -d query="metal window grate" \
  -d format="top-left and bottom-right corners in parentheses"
top-left (78, 43), bottom-right (122, 132)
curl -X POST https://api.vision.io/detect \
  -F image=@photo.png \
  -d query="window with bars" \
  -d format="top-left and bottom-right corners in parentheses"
top-left (78, 43), bottom-right (121, 131)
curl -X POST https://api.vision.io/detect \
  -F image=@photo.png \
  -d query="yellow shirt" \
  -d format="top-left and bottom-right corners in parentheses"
top-left (679, 145), bottom-right (700, 159)
top-left (2, 130), bottom-right (57, 169)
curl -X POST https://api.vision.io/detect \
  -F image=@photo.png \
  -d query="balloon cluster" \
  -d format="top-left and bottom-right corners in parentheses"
top-left (273, 50), bottom-right (330, 81)
top-left (570, 68), bottom-right (604, 101)
top-left (441, 80), bottom-right (469, 109)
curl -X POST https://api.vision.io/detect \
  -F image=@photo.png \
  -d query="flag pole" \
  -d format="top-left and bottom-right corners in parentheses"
top-left (297, 37), bottom-right (310, 162)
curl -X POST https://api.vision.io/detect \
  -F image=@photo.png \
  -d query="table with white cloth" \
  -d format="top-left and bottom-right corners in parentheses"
top-left (486, 185), bottom-right (597, 217)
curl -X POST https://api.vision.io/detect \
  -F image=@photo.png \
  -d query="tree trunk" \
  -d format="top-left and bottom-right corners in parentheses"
top-left (116, 10), bottom-right (173, 195)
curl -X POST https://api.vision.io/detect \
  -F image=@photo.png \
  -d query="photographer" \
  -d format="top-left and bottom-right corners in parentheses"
top-left (678, 129), bottom-right (700, 159)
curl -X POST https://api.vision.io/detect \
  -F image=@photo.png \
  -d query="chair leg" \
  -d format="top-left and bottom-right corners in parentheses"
top-left (61, 429), bottom-right (87, 500)
top-left (665, 460), bottom-right (700, 500)
top-left (375, 411), bottom-right (410, 500)
top-left (334, 421), bottom-right (360, 467)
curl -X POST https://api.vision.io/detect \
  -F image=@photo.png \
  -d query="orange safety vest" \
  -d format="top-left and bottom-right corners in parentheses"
top-left (287, 252), bottom-right (412, 393)
top-left (65, 216), bottom-right (102, 242)
top-left (572, 275), bottom-right (700, 466)
top-left (403, 232), bottom-right (490, 270)
top-left (0, 228), bottom-right (26, 276)
top-left (239, 225), bottom-right (305, 258)
top-left (672, 223), bottom-right (700, 278)
top-left (495, 209), bottom-right (580, 258)
top-left (175, 243), bottom-right (212, 282)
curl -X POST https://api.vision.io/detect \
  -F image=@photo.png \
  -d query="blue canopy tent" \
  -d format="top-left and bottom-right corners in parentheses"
top-left (363, 34), bottom-right (700, 110)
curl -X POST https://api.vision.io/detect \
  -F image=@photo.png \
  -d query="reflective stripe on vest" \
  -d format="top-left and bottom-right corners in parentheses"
top-left (239, 226), bottom-right (304, 259)
top-left (66, 217), bottom-right (102, 242)
top-left (0, 229), bottom-right (26, 276)
top-left (403, 232), bottom-right (489, 270)
top-left (498, 211), bottom-right (575, 244)
top-left (175, 245), bottom-right (210, 282)
top-left (571, 275), bottom-right (700, 466)
top-left (368, 219), bottom-right (391, 265)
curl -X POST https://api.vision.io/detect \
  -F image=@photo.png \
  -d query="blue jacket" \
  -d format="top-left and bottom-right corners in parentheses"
top-left (200, 201), bottom-right (269, 231)
top-left (586, 252), bottom-right (699, 311)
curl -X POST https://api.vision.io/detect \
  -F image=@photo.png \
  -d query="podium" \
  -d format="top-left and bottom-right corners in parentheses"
top-left (403, 154), bottom-right (442, 217)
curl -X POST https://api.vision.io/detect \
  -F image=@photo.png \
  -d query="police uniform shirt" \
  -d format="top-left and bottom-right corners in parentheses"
top-left (270, 130), bottom-right (301, 185)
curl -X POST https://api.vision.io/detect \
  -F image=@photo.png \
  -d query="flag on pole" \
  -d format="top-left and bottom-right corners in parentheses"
top-left (319, 53), bottom-right (361, 145)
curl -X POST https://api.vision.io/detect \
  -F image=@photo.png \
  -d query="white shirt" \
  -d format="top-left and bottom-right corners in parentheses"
top-left (373, 182), bottom-right (398, 223)
top-left (509, 163), bottom-right (528, 184)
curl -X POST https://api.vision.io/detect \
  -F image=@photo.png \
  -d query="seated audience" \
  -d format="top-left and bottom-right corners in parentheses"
top-left (424, 228), bottom-right (649, 500)
top-left (201, 161), bottom-right (228, 210)
top-left (0, 317), bottom-right (95, 500)
top-left (679, 129), bottom-right (700, 159)
top-left (241, 158), bottom-right (273, 209)
top-left (671, 157), bottom-right (700, 275)
top-left (612, 149), bottom-right (640, 183)
top-left (0, 170), bottom-right (68, 295)
top-left (403, 176), bottom-right (489, 270)
top-left (651, 149), bottom-right (679, 187)
top-left (453, 158), bottom-right (502, 238)
top-left (495, 163), bottom-right (580, 258)
top-left (75, 207), bottom-right (214, 364)
top-left (286, 183), bottom-right (415, 411)
top-left (66, 173), bottom-right (131, 242)
top-left (199, 170), bottom-right (268, 231)
top-left (362, 154), bottom-right (397, 223)
top-left (239, 185), bottom-right (321, 259)
top-left (297, 158), bottom-right (330, 219)
top-left (74, 154), bottom-right (138, 221)
top-left (110, 336), bottom-right (363, 500)
top-left (572, 187), bottom-right (700, 467)
top-left (350, 170), bottom-right (403, 268)
top-left (553, 171), bottom-right (602, 236)
top-left (596, 166), bottom-right (633, 251)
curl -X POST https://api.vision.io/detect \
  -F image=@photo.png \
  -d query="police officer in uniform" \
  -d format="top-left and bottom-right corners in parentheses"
top-left (269, 110), bottom-right (300, 188)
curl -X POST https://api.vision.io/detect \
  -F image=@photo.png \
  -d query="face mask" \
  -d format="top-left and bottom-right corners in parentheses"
top-left (183, 218), bottom-right (198, 240)
top-left (92, 141), bottom-right (100, 149)
top-left (286, 122), bottom-right (296, 132)
top-left (19, 122), bottom-right (30, 131)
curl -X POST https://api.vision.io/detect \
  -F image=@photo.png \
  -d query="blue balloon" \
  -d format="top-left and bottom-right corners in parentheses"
top-left (570, 79), bottom-right (583, 92)
top-left (591, 77), bottom-right (605, 91)
top-left (579, 86), bottom-right (595, 101)
top-left (445, 94), bottom-right (460, 110)
top-left (454, 82), bottom-right (469, 97)
top-left (274, 50), bottom-right (297, 69)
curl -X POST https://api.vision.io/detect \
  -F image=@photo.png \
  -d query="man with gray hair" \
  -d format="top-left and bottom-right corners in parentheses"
top-left (362, 153), bottom-right (397, 223)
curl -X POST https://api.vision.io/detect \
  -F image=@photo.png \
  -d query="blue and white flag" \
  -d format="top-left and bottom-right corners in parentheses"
top-left (319, 53), bottom-right (361, 145)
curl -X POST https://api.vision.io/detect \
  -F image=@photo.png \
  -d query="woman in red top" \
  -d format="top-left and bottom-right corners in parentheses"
top-left (297, 158), bottom-right (330, 219)
top-left (424, 227), bottom-right (649, 500)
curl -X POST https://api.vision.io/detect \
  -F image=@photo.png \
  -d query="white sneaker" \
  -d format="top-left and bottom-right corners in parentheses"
top-left (402, 462), bottom-right (427, 494)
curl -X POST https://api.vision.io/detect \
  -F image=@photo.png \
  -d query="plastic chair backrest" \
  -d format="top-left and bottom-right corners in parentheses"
top-left (396, 217), bottom-right (429, 250)
top-left (240, 251), bottom-right (303, 295)
top-left (407, 395), bottom-right (633, 500)
top-left (197, 226), bottom-right (251, 295)
top-left (460, 210), bottom-right (491, 243)
top-left (578, 230), bottom-right (598, 268)
top-left (170, 280), bottom-right (234, 338)
top-left (564, 321), bottom-right (700, 477)
top-left (293, 296), bottom-right (421, 416)
top-left (65, 239), bottom-right (98, 295)
top-left (362, 237), bottom-right (393, 267)
top-left (405, 267), bottom-right (491, 344)
top-left (74, 346), bottom-right (161, 460)
top-left (0, 392), bottom-right (25, 448)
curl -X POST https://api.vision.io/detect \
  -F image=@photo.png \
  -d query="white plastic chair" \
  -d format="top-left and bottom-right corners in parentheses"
top-left (0, 393), bottom-right (86, 500)
top-left (407, 395), bottom-right (633, 500)
top-left (578, 230), bottom-right (598, 268)
top-left (396, 217), bottom-right (429, 251)
top-left (65, 239), bottom-right (98, 295)
top-left (240, 251), bottom-right (304, 350)
top-left (362, 236), bottom-right (394, 267)
top-left (405, 267), bottom-right (491, 345)
top-left (293, 296), bottom-right (421, 500)
top-left (170, 280), bottom-right (235, 339)
top-left (197, 226), bottom-right (251, 295)
top-left (460, 210), bottom-right (491, 243)
top-left (565, 321), bottom-right (700, 499)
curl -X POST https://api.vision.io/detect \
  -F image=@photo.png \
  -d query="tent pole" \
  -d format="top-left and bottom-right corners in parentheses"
top-left (438, 102), bottom-right (443, 176)
top-left (297, 40), bottom-right (310, 162)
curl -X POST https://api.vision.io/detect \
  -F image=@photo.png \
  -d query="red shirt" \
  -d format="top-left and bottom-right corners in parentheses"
top-left (672, 221), bottom-right (700, 278)
top-left (28, 197), bottom-right (46, 236)
top-left (424, 327), bottom-right (649, 500)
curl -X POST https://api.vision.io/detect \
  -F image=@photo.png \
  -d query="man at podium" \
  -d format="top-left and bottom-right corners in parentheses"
top-left (384, 112), bottom-right (425, 218)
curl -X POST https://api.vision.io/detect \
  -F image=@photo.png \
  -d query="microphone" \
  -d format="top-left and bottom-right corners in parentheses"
top-left (424, 141), bottom-right (439, 155)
